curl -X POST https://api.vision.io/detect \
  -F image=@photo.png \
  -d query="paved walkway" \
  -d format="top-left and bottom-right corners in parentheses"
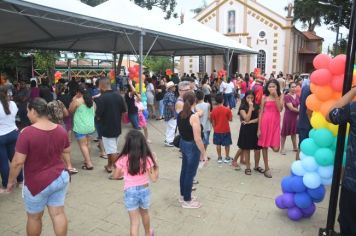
top-left (0, 111), bottom-right (331, 236)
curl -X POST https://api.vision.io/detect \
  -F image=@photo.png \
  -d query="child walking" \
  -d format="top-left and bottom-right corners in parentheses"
top-left (210, 93), bottom-right (233, 163)
top-left (135, 94), bottom-right (151, 143)
top-left (112, 130), bottom-right (159, 236)
top-left (257, 79), bottom-right (283, 178)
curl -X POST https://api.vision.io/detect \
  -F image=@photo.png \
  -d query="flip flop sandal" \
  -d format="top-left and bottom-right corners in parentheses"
top-left (99, 155), bottom-right (108, 159)
top-left (264, 170), bottom-right (272, 178)
top-left (81, 164), bottom-right (94, 170)
top-left (234, 165), bottom-right (241, 171)
top-left (254, 167), bottom-right (265, 174)
top-left (68, 168), bottom-right (79, 174)
top-left (108, 175), bottom-right (123, 180)
top-left (104, 165), bottom-right (112, 173)
top-left (245, 168), bottom-right (252, 175)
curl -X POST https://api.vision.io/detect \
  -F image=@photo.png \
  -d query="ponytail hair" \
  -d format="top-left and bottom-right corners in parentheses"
top-left (78, 84), bottom-right (93, 108)
top-left (0, 85), bottom-right (10, 115)
top-left (180, 91), bottom-right (196, 119)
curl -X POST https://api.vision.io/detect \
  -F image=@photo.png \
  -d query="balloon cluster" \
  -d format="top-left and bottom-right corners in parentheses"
top-left (54, 71), bottom-right (62, 83)
top-left (109, 69), bottom-right (115, 84)
top-left (128, 65), bottom-right (148, 118)
top-left (275, 54), bottom-right (353, 221)
top-left (165, 69), bottom-right (172, 77)
top-left (217, 69), bottom-right (227, 79)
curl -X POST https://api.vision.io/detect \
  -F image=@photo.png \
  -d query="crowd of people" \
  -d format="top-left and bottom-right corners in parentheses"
top-left (0, 68), bottom-right (355, 236)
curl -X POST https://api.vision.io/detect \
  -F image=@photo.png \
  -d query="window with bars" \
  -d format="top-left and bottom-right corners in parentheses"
top-left (257, 50), bottom-right (266, 73)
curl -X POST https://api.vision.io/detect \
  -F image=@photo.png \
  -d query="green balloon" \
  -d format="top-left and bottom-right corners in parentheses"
top-left (315, 148), bottom-right (334, 166)
top-left (332, 138), bottom-right (337, 150)
top-left (309, 129), bottom-right (316, 139)
top-left (301, 138), bottom-right (319, 156)
top-left (313, 128), bottom-right (334, 148)
top-left (342, 152), bottom-right (347, 167)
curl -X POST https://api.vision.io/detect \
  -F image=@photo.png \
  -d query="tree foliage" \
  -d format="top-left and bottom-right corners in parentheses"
top-left (143, 56), bottom-right (172, 74)
top-left (293, 0), bottom-right (352, 32)
top-left (191, 0), bottom-right (208, 14)
top-left (81, 0), bottom-right (177, 19)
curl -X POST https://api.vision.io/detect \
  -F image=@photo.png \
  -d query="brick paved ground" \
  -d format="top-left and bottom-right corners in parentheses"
top-left (0, 111), bottom-right (333, 236)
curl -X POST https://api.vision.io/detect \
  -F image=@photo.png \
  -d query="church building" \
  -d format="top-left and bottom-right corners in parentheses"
top-left (179, 0), bottom-right (324, 76)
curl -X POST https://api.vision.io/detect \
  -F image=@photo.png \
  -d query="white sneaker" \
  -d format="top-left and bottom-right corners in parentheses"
top-left (217, 158), bottom-right (223, 164)
top-left (178, 196), bottom-right (197, 203)
top-left (182, 200), bottom-right (202, 209)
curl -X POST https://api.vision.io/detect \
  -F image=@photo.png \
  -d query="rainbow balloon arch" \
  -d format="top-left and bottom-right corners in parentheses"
top-left (275, 54), bottom-right (356, 221)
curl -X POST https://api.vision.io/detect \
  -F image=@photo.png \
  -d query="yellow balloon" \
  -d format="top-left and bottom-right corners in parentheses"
top-left (327, 122), bottom-right (339, 136)
top-left (310, 112), bottom-right (327, 129)
top-left (135, 83), bottom-right (146, 93)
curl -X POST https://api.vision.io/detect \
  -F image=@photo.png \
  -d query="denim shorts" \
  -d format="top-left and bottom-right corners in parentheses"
top-left (74, 131), bottom-right (93, 140)
top-left (124, 185), bottom-right (150, 211)
top-left (23, 170), bottom-right (69, 214)
top-left (203, 131), bottom-right (211, 145)
top-left (213, 132), bottom-right (232, 146)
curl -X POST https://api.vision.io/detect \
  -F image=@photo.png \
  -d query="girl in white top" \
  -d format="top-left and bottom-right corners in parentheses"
top-left (0, 85), bottom-right (22, 193)
top-left (145, 77), bottom-right (156, 119)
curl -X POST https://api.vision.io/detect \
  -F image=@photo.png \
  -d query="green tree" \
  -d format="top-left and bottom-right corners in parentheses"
top-left (293, 0), bottom-right (325, 32)
top-left (34, 50), bottom-right (59, 83)
top-left (191, 0), bottom-right (208, 14)
top-left (0, 49), bottom-right (29, 80)
top-left (143, 56), bottom-right (172, 74)
top-left (293, 0), bottom-right (352, 31)
top-left (323, 0), bottom-right (352, 30)
top-left (81, 0), bottom-right (177, 19)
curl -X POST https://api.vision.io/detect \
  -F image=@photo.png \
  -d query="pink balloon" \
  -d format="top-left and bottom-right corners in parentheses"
top-left (313, 54), bottom-right (332, 70)
top-left (329, 54), bottom-right (346, 75)
top-left (331, 75), bottom-right (344, 92)
top-left (310, 69), bottom-right (333, 86)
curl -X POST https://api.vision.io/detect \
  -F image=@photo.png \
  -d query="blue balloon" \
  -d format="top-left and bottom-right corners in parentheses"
top-left (301, 202), bottom-right (316, 218)
top-left (143, 109), bottom-right (149, 120)
top-left (299, 152), bottom-right (308, 160)
top-left (318, 165), bottom-right (333, 179)
top-left (300, 138), bottom-right (319, 156)
top-left (281, 176), bottom-right (294, 193)
top-left (303, 172), bottom-right (321, 189)
top-left (282, 193), bottom-right (296, 208)
top-left (288, 207), bottom-right (303, 221)
top-left (275, 195), bottom-right (287, 209)
top-left (307, 185), bottom-right (325, 202)
top-left (294, 192), bottom-right (313, 209)
top-left (321, 177), bottom-right (332, 186)
top-left (301, 156), bottom-right (319, 172)
top-left (343, 152), bottom-right (347, 167)
top-left (291, 176), bottom-right (307, 193)
top-left (332, 138), bottom-right (337, 150)
top-left (291, 161), bottom-right (306, 176)
top-left (313, 128), bottom-right (334, 147)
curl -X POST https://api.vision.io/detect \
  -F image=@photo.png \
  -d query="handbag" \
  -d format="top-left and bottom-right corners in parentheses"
top-left (173, 125), bottom-right (180, 148)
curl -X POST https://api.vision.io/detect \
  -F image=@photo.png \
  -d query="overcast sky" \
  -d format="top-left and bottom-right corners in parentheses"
top-left (175, 0), bottom-right (349, 53)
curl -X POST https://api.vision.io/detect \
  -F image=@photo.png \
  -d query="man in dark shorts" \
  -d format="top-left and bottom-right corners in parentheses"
top-left (327, 87), bottom-right (356, 236)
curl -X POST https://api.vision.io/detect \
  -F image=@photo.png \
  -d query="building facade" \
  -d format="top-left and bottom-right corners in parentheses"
top-left (179, 0), bottom-right (323, 76)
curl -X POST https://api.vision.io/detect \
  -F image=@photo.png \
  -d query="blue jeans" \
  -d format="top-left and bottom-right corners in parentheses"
top-left (179, 139), bottom-right (200, 201)
top-left (0, 129), bottom-right (22, 188)
top-left (223, 93), bottom-right (235, 109)
top-left (159, 100), bottom-right (164, 117)
top-left (128, 113), bottom-right (139, 129)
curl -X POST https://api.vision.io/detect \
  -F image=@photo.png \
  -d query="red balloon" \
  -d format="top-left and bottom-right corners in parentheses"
top-left (310, 69), bottom-right (332, 86)
top-left (331, 75), bottom-right (344, 92)
top-left (313, 54), bottom-right (332, 70)
top-left (329, 54), bottom-right (346, 75)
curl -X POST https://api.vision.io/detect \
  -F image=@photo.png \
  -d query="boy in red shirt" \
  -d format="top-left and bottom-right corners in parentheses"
top-left (211, 93), bottom-right (233, 163)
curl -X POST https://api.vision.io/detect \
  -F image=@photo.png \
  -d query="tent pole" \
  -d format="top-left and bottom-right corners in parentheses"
top-left (113, 53), bottom-right (117, 89)
top-left (139, 31), bottom-right (145, 94)
top-left (171, 55), bottom-right (175, 76)
top-left (319, 1), bottom-right (356, 235)
top-left (67, 59), bottom-right (71, 81)
top-left (225, 49), bottom-right (230, 78)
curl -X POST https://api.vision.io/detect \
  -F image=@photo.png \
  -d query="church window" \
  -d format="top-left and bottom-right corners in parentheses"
top-left (257, 50), bottom-right (266, 74)
top-left (227, 10), bottom-right (236, 33)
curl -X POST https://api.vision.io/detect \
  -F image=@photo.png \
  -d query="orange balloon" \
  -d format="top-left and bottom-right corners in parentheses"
top-left (320, 100), bottom-right (336, 117)
top-left (314, 85), bottom-right (334, 101)
top-left (333, 92), bottom-right (342, 100)
top-left (133, 77), bottom-right (139, 83)
top-left (352, 74), bottom-right (356, 86)
top-left (310, 83), bottom-right (317, 94)
top-left (306, 94), bottom-right (322, 112)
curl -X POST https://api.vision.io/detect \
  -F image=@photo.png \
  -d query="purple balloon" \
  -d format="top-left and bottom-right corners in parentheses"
top-left (301, 203), bottom-right (316, 218)
top-left (282, 193), bottom-right (295, 208)
top-left (275, 195), bottom-right (287, 209)
top-left (288, 207), bottom-right (303, 221)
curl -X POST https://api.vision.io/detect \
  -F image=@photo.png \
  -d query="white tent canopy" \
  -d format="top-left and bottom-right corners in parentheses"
top-left (0, 0), bottom-right (257, 56)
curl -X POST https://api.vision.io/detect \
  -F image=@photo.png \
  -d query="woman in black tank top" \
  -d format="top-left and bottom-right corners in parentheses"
top-left (177, 92), bottom-right (208, 209)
